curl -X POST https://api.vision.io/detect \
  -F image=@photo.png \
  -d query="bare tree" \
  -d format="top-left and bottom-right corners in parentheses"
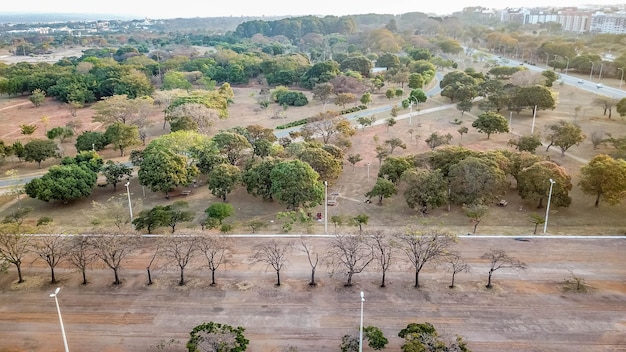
top-left (481, 249), bottom-right (527, 288)
top-left (91, 232), bottom-right (139, 285)
top-left (31, 235), bottom-right (68, 284)
top-left (250, 240), bottom-right (291, 286)
top-left (197, 235), bottom-right (230, 286)
top-left (146, 242), bottom-right (159, 285)
top-left (0, 232), bottom-right (31, 283)
top-left (396, 228), bottom-right (457, 288)
top-left (300, 111), bottom-right (344, 144)
top-left (66, 235), bottom-right (97, 285)
top-left (368, 231), bottom-right (394, 288)
top-left (159, 234), bottom-right (198, 286)
top-left (327, 233), bottom-right (373, 286)
top-left (445, 252), bottom-right (470, 288)
top-left (300, 237), bottom-right (321, 286)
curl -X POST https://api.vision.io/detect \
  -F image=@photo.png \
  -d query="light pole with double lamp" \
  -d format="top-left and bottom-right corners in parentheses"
top-left (50, 287), bottom-right (70, 352)
top-left (359, 291), bottom-right (365, 352)
top-left (543, 179), bottom-right (556, 234)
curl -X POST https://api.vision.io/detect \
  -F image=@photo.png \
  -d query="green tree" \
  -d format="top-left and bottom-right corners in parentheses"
top-left (464, 204), bottom-right (488, 234)
top-left (408, 73), bottom-right (424, 89)
top-left (360, 92), bottom-right (372, 106)
top-left (579, 154), bottom-right (626, 207)
top-left (403, 169), bottom-right (448, 212)
top-left (75, 131), bottom-right (110, 152)
top-left (617, 97), bottom-right (626, 117)
top-left (507, 135), bottom-right (542, 153)
top-left (545, 121), bottom-right (586, 156)
top-left (100, 160), bottom-right (132, 191)
top-left (351, 214), bottom-right (369, 235)
top-left (472, 112), bottom-right (509, 139)
top-left (187, 322), bottom-right (249, 352)
top-left (242, 158), bottom-right (279, 201)
top-left (425, 132), bottom-right (453, 151)
top-left (20, 124), bottom-right (37, 135)
top-left (517, 160), bottom-right (572, 208)
top-left (334, 92), bottom-right (357, 108)
top-left (164, 201), bottom-right (194, 233)
top-left (162, 71), bottom-right (192, 90)
top-left (378, 156), bottom-right (411, 184)
top-left (510, 85), bottom-right (556, 115)
top-left (347, 154), bottom-right (362, 170)
top-left (207, 163), bottom-right (241, 201)
top-left (132, 206), bottom-right (170, 234)
top-left (24, 164), bottom-right (97, 203)
top-left (104, 122), bottom-right (141, 157)
top-left (47, 126), bottom-right (74, 144)
top-left (213, 131), bottom-right (252, 166)
top-left (298, 147), bottom-right (343, 181)
top-left (366, 177), bottom-right (396, 204)
top-left (449, 156), bottom-right (508, 205)
top-left (270, 160), bottom-right (324, 209)
top-left (363, 326), bottom-right (388, 350)
top-left (139, 148), bottom-right (198, 199)
top-left (205, 203), bottom-right (235, 225)
top-left (24, 139), bottom-right (58, 168)
top-left (29, 88), bottom-right (46, 107)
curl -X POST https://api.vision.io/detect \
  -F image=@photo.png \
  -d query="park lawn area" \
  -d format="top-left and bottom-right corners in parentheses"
top-left (1, 81), bottom-right (626, 235)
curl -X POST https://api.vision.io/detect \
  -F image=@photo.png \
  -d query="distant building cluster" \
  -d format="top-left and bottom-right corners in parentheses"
top-left (456, 5), bottom-right (626, 34)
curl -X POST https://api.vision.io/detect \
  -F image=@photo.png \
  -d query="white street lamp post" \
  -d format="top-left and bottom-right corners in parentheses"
top-left (618, 68), bottom-right (624, 89)
top-left (598, 63), bottom-right (604, 80)
top-left (366, 163), bottom-right (370, 181)
top-left (543, 179), bottom-right (556, 234)
top-left (589, 61), bottom-right (594, 81)
top-left (324, 181), bottom-right (328, 234)
top-left (50, 287), bottom-right (70, 352)
top-left (359, 291), bottom-right (365, 352)
top-left (408, 101), bottom-right (413, 125)
top-left (564, 56), bottom-right (569, 75)
top-left (125, 182), bottom-right (133, 226)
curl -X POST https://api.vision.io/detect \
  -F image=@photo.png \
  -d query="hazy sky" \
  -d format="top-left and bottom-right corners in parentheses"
top-left (2, 1), bottom-right (624, 19)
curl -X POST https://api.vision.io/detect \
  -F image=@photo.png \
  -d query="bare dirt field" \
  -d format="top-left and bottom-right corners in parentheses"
top-left (1, 69), bottom-right (626, 352)
top-left (0, 236), bottom-right (625, 352)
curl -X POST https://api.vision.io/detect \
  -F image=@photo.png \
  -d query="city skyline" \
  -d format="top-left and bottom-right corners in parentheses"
top-left (1, 0), bottom-right (625, 20)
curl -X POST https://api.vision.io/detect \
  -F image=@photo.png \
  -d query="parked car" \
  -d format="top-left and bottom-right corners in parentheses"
top-left (596, 83), bottom-right (604, 89)
top-left (577, 79), bottom-right (584, 84)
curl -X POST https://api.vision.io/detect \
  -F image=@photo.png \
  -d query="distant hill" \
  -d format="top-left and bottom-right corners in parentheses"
top-left (0, 12), bottom-right (136, 24)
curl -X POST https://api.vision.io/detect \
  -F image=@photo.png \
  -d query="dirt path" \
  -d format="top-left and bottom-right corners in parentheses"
top-left (0, 236), bottom-right (624, 352)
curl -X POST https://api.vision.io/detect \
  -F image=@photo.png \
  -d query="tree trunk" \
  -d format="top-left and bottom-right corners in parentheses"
top-left (450, 272), bottom-right (456, 288)
top-left (381, 271), bottom-right (386, 288)
top-left (537, 197), bottom-right (544, 209)
top-left (211, 269), bottom-right (216, 286)
top-left (16, 264), bottom-right (24, 283)
top-left (50, 266), bottom-right (56, 284)
top-left (346, 271), bottom-right (353, 286)
top-left (147, 267), bottom-right (153, 285)
top-left (276, 270), bottom-right (281, 286)
top-left (113, 268), bottom-right (120, 285)
top-left (38, 161), bottom-right (42, 169)
top-left (533, 223), bottom-right (539, 235)
top-left (473, 221), bottom-right (479, 234)
top-left (179, 268), bottom-right (185, 286)
top-left (309, 268), bottom-right (316, 286)
top-left (82, 269), bottom-right (88, 285)
top-left (486, 269), bottom-right (493, 288)
top-left (595, 193), bottom-right (601, 207)
top-left (414, 270), bottom-right (420, 288)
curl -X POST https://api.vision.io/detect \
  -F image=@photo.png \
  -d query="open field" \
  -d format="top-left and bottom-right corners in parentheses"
top-left (1, 80), bottom-right (626, 235)
top-left (0, 236), bottom-right (625, 352)
top-left (1, 68), bottom-right (626, 351)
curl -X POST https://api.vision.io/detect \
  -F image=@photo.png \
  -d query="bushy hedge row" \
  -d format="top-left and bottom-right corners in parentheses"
top-left (276, 105), bottom-right (368, 130)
